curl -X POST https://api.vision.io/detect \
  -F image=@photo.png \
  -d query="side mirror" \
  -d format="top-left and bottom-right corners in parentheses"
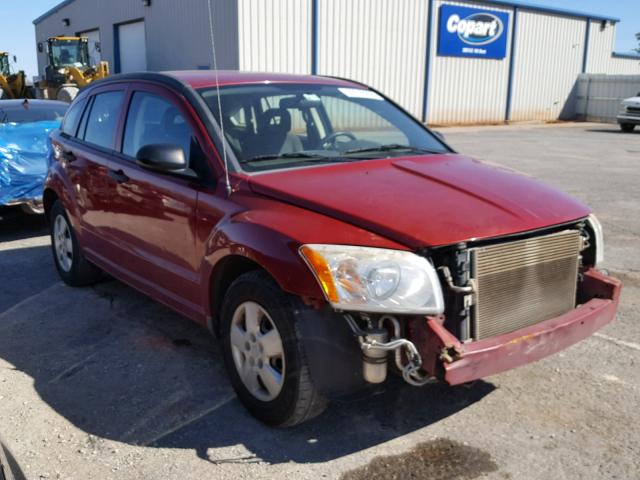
top-left (12, 55), bottom-right (17, 63)
top-left (37, 43), bottom-right (43, 53)
top-left (95, 42), bottom-right (101, 52)
top-left (136, 144), bottom-right (187, 172)
top-left (432, 130), bottom-right (446, 142)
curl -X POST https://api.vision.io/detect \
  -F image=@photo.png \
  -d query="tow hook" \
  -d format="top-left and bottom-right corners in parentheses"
top-left (439, 345), bottom-right (462, 364)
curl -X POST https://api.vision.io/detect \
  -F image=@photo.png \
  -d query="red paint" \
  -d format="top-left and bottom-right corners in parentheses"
top-left (249, 154), bottom-right (590, 247)
top-left (163, 70), bottom-right (361, 90)
top-left (420, 269), bottom-right (622, 385)
top-left (44, 71), bottom-right (619, 386)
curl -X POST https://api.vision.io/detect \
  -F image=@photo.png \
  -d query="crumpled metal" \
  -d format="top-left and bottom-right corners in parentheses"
top-left (0, 120), bottom-right (60, 205)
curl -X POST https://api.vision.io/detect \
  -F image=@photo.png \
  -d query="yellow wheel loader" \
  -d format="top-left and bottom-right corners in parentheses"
top-left (0, 52), bottom-right (32, 99)
top-left (35, 37), bottom-right (109, 102)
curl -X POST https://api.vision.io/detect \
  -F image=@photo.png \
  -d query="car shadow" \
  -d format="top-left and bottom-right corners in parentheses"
top-left (0, 208), bottom-right (49, 242)
top-left (0, 245), bottom-right (59, 313)
top-left (585, 128), bottom-right (639, 135)
top-left (0, 275), bottom-right (494, 465)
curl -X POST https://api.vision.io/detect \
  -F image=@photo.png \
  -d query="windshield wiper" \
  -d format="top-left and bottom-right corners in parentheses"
top-left (343, 144), bottom-right (440, 155)
top-left (241, 152), bottom-right (345, 164)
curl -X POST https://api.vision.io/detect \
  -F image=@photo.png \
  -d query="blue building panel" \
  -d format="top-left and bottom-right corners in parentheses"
top-left (437, 4), bottom-right (510, 59)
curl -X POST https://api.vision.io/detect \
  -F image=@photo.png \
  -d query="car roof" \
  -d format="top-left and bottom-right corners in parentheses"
top-left (0, 99), bottom-right (68, 108)
top-left (159, 70), bottom-right (366, 90)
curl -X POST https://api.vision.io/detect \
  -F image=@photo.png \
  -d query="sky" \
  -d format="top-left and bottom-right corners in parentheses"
top-left (0, 0), bottom-right (638, 79)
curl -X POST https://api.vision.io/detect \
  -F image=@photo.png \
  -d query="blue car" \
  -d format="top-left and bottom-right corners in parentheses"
top-left (0, 99), bottom-right (67, 214)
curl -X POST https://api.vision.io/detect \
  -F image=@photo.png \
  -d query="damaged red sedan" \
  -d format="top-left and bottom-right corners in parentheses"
top-left (44, 71), bottom-right (621, 426)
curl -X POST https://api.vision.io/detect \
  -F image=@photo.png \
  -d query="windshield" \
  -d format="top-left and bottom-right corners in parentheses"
top-left (0, 102), bottom-right (67, 124)
top-left (199, 83), bottom-right (449, 172)
top-left (50, 40), bottom-right (89, 68)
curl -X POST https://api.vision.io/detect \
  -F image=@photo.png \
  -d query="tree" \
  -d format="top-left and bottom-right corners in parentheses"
top-left (636, 32), bottom-right (640, 53)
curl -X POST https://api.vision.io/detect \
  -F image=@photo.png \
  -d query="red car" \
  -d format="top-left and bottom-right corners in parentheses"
top-left (44, 71), bottom-right (621, 426)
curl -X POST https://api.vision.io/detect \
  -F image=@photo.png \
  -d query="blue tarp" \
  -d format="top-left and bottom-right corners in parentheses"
top-left (0, 120), bottom-right (60, 205)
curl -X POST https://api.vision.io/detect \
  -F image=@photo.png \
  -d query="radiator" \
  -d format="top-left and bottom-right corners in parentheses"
top-left (470, 229), bottom-right (583, 340)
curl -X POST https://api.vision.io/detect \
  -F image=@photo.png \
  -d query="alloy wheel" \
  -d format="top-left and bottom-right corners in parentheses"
top-left (53, 214), bottom-right (73, 272)
top-left (230, 301), bottom-right (285, 401)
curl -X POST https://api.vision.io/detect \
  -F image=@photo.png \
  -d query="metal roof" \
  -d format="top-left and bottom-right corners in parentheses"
top-left (466, 0), bottom-right (620, 22)
top-left (33, 0), bottom-right (620, 25)
top-left (33, 0), bottom-right (75, 25)
top-left (612, 52), bottom-right (640, 60)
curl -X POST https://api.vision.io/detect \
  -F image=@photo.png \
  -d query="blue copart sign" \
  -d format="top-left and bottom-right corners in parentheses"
top-left (438, 4), bottom-right (510, 59)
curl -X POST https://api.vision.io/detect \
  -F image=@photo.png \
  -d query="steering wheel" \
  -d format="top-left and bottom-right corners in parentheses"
top-left (321, 131), bottom-right (357, 150)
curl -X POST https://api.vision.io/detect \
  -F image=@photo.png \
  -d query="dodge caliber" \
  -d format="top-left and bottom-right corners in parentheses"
top-left (44, 71), bottom-right (621, 426)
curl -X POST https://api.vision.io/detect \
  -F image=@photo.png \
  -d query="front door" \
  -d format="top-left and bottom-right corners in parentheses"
top-left (104, 85), bottom-right (210, 319)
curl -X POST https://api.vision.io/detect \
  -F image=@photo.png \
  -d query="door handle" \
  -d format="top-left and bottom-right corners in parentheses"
top-left (108, 169), bottom-right (130, 184)
top-left (61, 149), bottom-right (76, 162)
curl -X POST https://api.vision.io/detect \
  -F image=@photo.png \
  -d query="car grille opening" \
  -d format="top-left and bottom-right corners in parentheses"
top-left (626, 106), bottom-right (640, 117)
top-left (470, 229), bottom-right (583, 340)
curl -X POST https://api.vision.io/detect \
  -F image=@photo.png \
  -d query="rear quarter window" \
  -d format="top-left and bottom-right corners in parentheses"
top-left (61, 98), bottom-right (88, 137)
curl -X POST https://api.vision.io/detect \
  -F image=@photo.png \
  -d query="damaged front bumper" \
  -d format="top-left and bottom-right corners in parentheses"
top-left (417, 269), bottom-right (622, 385)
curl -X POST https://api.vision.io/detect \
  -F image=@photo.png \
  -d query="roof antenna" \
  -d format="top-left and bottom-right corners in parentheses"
top-left (207, 0), bottom-right (232, 197)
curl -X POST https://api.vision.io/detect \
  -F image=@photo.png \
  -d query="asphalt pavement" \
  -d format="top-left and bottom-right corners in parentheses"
top-left (0, 122), bottom-right (638, 480)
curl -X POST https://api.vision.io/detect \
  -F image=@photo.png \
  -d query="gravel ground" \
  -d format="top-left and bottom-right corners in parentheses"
top-left (0, 122), bottom-right (638, 480)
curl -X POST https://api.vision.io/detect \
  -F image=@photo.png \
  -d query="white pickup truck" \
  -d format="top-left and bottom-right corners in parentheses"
top-left (617, 92), bottom-right (640, 132)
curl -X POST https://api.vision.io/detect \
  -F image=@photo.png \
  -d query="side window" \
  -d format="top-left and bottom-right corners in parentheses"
top-left (61, 97), bottom-right (87, 137)
top-left (83, 91), bottom-right (124, 149)
top-left (122, 92), bottom-right (194, 166)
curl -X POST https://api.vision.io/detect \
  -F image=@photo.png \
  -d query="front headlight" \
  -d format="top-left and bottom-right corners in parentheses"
top-left (619, 104), bottom-right (628, 114)
top-left (299, 244), bottom-right (444, 314)
top-left (586, 214), bottom-right (604, 266)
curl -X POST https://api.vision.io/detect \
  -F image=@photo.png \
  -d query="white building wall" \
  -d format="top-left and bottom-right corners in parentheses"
top-left (316, 0), bottom-right (429, 120)
top-left (237, 0), bottom-right (312, 74)
top-left (34, 0), bottom-right (238, 75)
top-left (34, 0), bottom-right (640, 123)
top-left (586, 20), bottom-right (640, 75)
top-left (428, 0), bottom-right (513, 125)
top-left (575, 74), bottom-right (640, 122)
top-left (510, 11), bottom-right (585, 121)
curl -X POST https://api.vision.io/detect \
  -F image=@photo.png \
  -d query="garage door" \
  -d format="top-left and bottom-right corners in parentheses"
top-left (78, 29), bottom-right (101, 66)
top-left (117, 21), bottom-right (147, 73)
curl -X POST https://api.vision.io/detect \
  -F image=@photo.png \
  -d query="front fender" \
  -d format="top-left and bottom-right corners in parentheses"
top-left (201, 213), bottom-right (326, 305)
top-left (198, 193), bottom-right (407, 319)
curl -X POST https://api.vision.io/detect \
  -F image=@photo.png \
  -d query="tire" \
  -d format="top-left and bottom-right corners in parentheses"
top-left (620, 123), bottom-right (636, 133)
top-left (56, 86), bottom-right (79, 103)
top-left (221, 270), bottom-right (327, 427)
top-left (49, 200), bottom-right (102, 286)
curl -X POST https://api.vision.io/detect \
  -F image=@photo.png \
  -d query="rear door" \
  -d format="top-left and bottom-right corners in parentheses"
top-left (52, 85), bottom-right (126, 254)
top-left (105, 83), bottom-right (212, 318)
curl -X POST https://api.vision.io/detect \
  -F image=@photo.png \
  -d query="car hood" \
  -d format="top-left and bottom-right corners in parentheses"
top-left (622, 96), bottom-right (640, 106)
top-left (247, 154), bottom-right (590, 248)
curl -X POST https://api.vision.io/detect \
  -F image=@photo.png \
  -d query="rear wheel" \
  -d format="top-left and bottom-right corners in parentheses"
top-left (221, 271), bottom-right (327, 427)
top-left (50, 200), bottom-right (102, 286)
top-left (620, 123), bottom-right (636, 133)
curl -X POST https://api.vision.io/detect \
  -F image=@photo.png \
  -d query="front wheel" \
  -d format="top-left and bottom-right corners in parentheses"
top-left (49, 200), bottom-right (102, 286)
top-left (221, 271), bottom-right (327, 427)
top-left (620, 123), bottom-right (636, 133)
